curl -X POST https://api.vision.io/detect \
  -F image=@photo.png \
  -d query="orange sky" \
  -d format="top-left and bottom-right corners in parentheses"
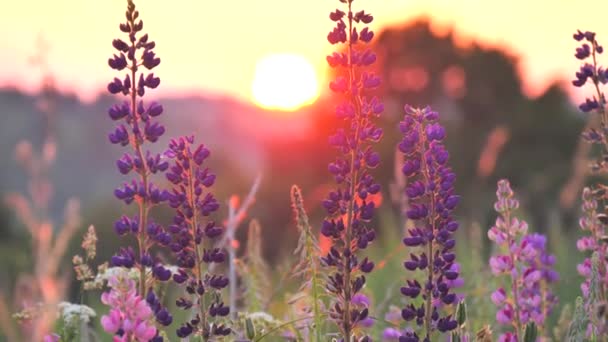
top-left (0, 0), bottom-right (607, 103)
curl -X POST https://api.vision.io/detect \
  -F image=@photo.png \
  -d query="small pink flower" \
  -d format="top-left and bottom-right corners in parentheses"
top-left (488, 226), bottom-right (506, 244)
top-left (496, 306), bottom-right (513, 325)
top-left (134, 320), bottom-right (157, 340)
top-left (523, 269), bottom-right (542, 286)
top-left (43, 334), bottom-right (60, 342)
top-left (490, 255), bottom-right (512, 274)
top-left (576, 236), bottom-right (596, 251)
top-left (491, 288), bottom-right (506, 305)
top-left (498, 332), bottom-right (517, 342)
top-left (519, 240), bottom-right (537, 260)
top-left (101, 309), bottom-right (122, 334)
top-left (577, 259), bottom-right (592, 277)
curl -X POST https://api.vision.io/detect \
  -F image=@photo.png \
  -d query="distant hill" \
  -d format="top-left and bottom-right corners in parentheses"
top-left (0, 88), bottom-right (316, 209)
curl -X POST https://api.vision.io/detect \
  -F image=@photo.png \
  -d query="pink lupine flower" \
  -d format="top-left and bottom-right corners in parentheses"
top-left (491, 288), bottom-right (507, 305)
top-left (488, 180), bottom-right (558, 340)
top-left (498, 332), bottom-right (517, 342)
top-left (576, 188), bottom-right (608, 299)
top-left (496, 305), bottom-right (514, 325)
top-left (489, 255), bottom-right (512, 275)
top-left (100, 275), bottom-right (157, 341)
top-left (576, 236), bottom-right (596, 251)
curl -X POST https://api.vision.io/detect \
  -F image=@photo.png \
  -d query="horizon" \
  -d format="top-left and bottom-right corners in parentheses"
top-left (1, 0), bottom-right (607, 106)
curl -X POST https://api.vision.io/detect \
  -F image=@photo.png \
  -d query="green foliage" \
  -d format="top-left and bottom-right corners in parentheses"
top-left (522, 322), bottom-right (538, 342)
top-left (451, 301), bottom-right (469, 342)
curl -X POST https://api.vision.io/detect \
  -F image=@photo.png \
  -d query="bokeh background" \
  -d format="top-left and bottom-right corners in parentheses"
top-left (1, 0), bottom-right (608, 340)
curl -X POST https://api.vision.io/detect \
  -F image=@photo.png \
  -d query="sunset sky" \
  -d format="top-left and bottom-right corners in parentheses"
top-left (1, 0), bottom-right (607, 104)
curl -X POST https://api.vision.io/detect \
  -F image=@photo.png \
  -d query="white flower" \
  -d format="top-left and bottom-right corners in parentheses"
top-left (247, 311), bottom-right (277, 324)
top-left (96, 266), bottom-right (139, 282)
top-left (57, 302), bottom-right (96, 323)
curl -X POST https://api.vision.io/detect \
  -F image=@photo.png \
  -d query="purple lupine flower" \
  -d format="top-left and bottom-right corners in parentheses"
top-left (571, 30), bottom-right (606, 114)
top-left (164, 136), bottom-right (230, 339)
top-left (321, 0), bottom-right (383, 341)
top-left (106, 0), bottom-right (173, 332)
top-left (399, 105), bottom-right (460, 341)
top-left (576, 188), bottom-right (608, 298)
top-left (488, 180), bottom-right (558, 340)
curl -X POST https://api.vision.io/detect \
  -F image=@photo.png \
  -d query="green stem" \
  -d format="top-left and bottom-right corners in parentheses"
top-left (127, 25), bottom-right (150, 299)
top-left (186, 157), bottom-right (208, 340)
top-left (306, 225), bottom-right (323, 342)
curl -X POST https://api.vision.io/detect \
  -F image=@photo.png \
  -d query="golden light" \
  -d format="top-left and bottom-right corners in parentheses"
top-left (251, 54), bottom-right (319, 111)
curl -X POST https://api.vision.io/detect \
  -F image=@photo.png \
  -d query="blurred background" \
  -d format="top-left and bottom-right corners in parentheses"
top-left (1, 0), bottom-right (608, 340)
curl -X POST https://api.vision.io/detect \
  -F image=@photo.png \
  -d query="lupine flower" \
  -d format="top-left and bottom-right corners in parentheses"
top-left (100, 275), bottom-right (158, 341)
top-left (488, 180), bottom-right (558, 340)
top-left (322, 0), bottom-right (383, 340)
top-left (399, 105), bottom-right (460, 341)
top-left (576, 188), bottom-right (608, 298)
top-left (572, 30), bottom-right (608, 196)
top-left (382, 306), bottom-right (411, 341)
top-left (572, 30), bottom-right (607, 149)
top-left (164, 136), bottom-right (231, 339)
top-left (106, 0), bottom-right (173, 333)
top-left (571, 30), bottom-right (608, 339)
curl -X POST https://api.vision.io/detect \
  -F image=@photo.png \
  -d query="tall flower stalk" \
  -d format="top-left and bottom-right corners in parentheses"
top-left (572, 30), bottom-right (608, 301)
top-left (487, 180), bottom-right (558, 341)
top-left (106, 0), bottom-right (173, 301)
top-left (399, 106), bottom-right (460, 341)
top-left (164, 136), bottom-right (231, 340)
top-left (322, 0), bottom-right (383, 340)
top-left (577, 188), bottom-right (607, 300)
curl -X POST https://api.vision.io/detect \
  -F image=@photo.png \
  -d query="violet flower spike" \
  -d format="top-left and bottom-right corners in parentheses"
top-left (572, 30), bottom-right (607, 128)
top-left (165, 136), bottom-right (230, 339)
top-left (323, 1), bottom-right (383, 341)
top-left (105, 0), bottom-right (173, 334)
top-left (399, 106), bottom-right (460, 341)
top-left (488, 180), bottom-right (558, 340)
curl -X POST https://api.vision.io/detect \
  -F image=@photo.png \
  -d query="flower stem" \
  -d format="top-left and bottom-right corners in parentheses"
top-left (417, 124), bottom-right (435, 340)
top-left (128, 32), bottom-right (150, 298)
top-left (186, 160), bottom-right (208, 340)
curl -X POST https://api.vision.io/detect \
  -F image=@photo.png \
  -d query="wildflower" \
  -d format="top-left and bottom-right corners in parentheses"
top-left (571, 30), bottom-right (606, 115)
top-left (105, 1), bottom-right (175, 337)
top-left (57, 302), bottom-right (97, 324)
top-left (100, 275), bottom-right (159, 341)
top-left (165, 136), bottom-right (230, 339)
top-left (399, 105), bottom-right (460, 341)
top-left (106, 0), bottom-right (172, 302)
top-left (488, 180), bottom-right (558, 340)
top-left (322, 0), bottom-right (383, 340)
top-left (576, 188), bottom-right (608, 300)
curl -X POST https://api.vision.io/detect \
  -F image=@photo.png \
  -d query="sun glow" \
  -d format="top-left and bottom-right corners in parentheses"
top-left (251, 54), bottom-right (319, 111)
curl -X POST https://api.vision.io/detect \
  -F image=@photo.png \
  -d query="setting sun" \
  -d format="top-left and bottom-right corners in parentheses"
top-left (251, 54), bottom-right (319, 111)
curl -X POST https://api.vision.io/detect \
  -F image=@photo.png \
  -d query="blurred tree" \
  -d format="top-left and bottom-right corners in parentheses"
top-left (363, 19), bottom-right (583, 231)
